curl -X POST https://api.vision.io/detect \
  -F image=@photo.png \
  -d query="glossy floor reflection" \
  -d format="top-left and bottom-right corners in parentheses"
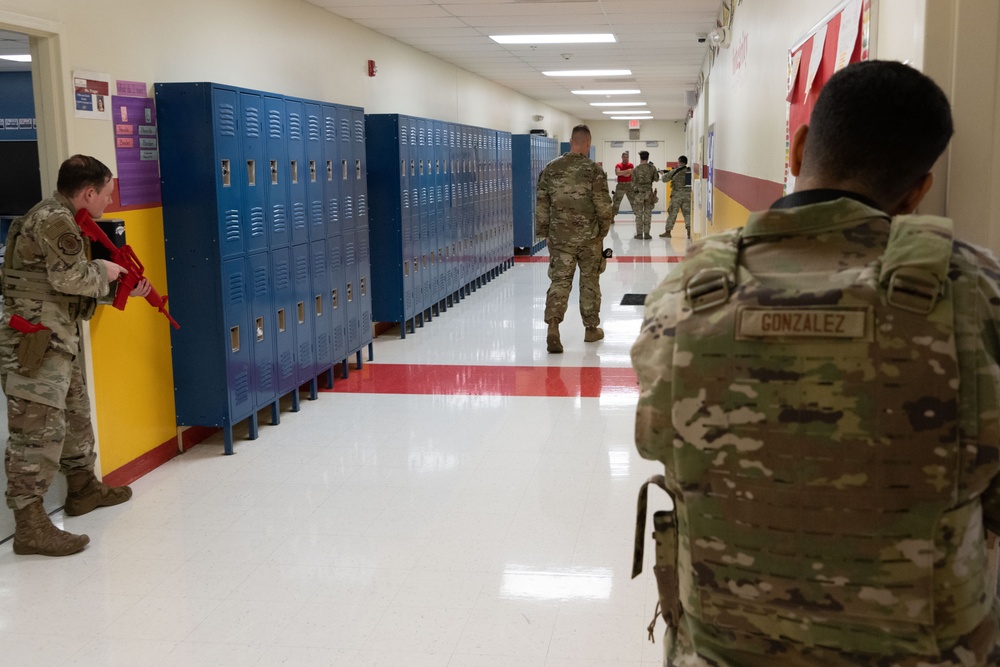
top-left (0, 216), bottom-right (688, 666)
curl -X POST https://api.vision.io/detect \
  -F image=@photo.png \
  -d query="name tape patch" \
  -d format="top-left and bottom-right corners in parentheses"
top-left (737, 307), bottom-right (868, 339)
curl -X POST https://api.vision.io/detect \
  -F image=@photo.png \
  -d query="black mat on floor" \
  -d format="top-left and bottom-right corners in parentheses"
top-left (620, 293), bottom-right (647, 306)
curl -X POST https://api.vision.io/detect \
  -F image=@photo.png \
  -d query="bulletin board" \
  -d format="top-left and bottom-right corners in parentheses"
top-left (784, 0), bottom-right (871, 192)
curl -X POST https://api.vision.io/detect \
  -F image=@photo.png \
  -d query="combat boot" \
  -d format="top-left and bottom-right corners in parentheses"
top-left (64, 470), bottom-right (132, 516)
top-left (659, 229), bottom-right (672, 238)
top-left (546, 319), bottom-right (563, 354)
top-left (584, 327), bottom-right (605, 342)
top-left (12, 501), bottom-right (90, 556)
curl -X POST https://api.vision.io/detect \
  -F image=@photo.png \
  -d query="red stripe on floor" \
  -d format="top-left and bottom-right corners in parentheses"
top-left (324, 364), bottom-right (638, 397)
top-left (514, 256), bottom-right (681, 263)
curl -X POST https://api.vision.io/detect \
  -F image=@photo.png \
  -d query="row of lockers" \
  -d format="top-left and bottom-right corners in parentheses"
top-left (512, 134), bottom-right (560, 253)
top-left (364, 114), bottom-right (515, 335)
top-left (155, 82), bottom-right (373, 454)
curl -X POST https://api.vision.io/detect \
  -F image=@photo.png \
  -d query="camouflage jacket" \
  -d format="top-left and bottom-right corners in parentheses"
top-left (632, 195), bottom-right (1000, 666)
top-left (535, 152), bottom-right (613, 247)
top-left (667, 165), bottom-right (690, 193)
top-left (0, 193), bottom-right (111, 355)
top-left (632, 162), bottom-right (660, 191)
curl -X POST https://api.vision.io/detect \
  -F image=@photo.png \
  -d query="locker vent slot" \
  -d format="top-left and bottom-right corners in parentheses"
top-left (296, 255), bottom-right (309, 283)
top-left (224, 210), bottom-right (241, 243)
top-left (244, 107), bottom-right (260, 138)
top-left (255, 317), bottom-right (265, 342)
top-left (275, 260), bottom-right (290, 290)
top-left (325, 116), bottom-right (337, 142)
top-left (228, 272), bottom-right (245, 304)
top-left (345, 243), bottom-right (356, 264)
top-left (289, 113), bottom-right (302, 141)
top-left (268, 109), bottom-right (282, 139)
top-left (358, 195), bottom-right (367, 218)
top-left (317, 334), bottom-right (329, 361)
top-left (354, 119), bottom-right (364, 143)
top-left (340, 118), bottom-right (350, 142)
top-left (292, 203), bottom-right (306, 230)
top-left (218, 104), bottom-right (237, 136)
top-left (230, 326), bottom-right (240, 352)
top-left (308, 116), bottom-right (321, 142)
top-left (344, 197), bottom-right (353, 219)
top-left (330, 244), bottom-right (342, 269)
top-left (278, 308), bottom-right (286, 332)
top-left (311, 201), bottom-right (323, 226)
top-left (234, 370), bottom-right (250, 404)
top-left (313, 248), bottom-right (326, 273)
top-left (328, 198), bottom-right (339, 223)
top-left (280, 351), bottom-right (294, 379)
top-left (254, 266), bottom-right (268, 295)
top-left (262, 206), bottom-right (278, 237)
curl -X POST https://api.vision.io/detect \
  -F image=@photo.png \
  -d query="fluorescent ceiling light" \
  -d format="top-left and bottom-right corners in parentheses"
top-left (571, 90), bottom-right (640, 96)
top-left (590, 102), bottom-right (646, 107)
top-left (542, 69), bottom-right (630, 77)
top-left (611, 116), bottom-right (654, 120)
top-left (602, 110), bottom-right (650, 115)
top-left (0, 55), bottom-right (31, 63)
top-left (490, 34), bottom-right (615, 45)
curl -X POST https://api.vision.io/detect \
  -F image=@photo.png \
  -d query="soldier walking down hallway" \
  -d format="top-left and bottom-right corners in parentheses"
top-left (535, 125), bottom-right (613, 353)
top-left (631, 151), bottom-right (660, 239)
top-left (659, 155), bottom-right (692, 238)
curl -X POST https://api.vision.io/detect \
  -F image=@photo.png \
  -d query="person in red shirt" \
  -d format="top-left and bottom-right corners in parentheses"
top-left (612, 151), bottom-right (636, 219)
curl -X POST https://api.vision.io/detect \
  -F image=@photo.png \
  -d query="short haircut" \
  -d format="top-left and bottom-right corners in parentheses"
top-left (571, 125), bottom-right (592, 143)
top-left (57, 155), bottom-right (113, 197)
top-left (804, 60), bottom-right (953, 204)
top-left (639, 151), bottom-right (649, 160)
top-left (678, 155), bottom-right (688, 164)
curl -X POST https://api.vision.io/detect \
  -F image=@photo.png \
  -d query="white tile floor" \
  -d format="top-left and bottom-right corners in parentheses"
top-left (0, 216), bottom-right (690, 666)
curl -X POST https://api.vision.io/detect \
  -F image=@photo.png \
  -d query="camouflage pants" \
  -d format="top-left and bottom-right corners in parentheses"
top-left (633, 190), bottom-right (654, 236)
top-left (545, 241), bottom-right (603, 328)
top-left (612, 182), bottom-right (636, 216)
top-left (665, 189), bottom-right (692, 234)
top-left (0, 339), bottom-right (96, 510)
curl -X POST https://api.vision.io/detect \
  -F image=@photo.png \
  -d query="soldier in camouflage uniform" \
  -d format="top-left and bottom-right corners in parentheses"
top-left (536, 124), bottom-right (613, 353)
top-left (0, 155), bottom-right (150, 557)
top-left (631, 61), bottom-right (1000, 666)
top-left (660, 156), bottom-right (692, 239)
top-left (631, 151), bottom-right (660, 240)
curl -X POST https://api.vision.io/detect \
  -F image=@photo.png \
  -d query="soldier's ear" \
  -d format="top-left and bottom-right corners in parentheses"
top-left (789, 124), bottom-right (808, 177)
top-left (893, 173), bottom-right (934, 215)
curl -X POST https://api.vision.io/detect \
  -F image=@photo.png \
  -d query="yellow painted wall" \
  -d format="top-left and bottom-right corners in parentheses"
top-left (708, 188), bottom-right (752, 233)
top-left (88, 207), bottom-right (176, 474)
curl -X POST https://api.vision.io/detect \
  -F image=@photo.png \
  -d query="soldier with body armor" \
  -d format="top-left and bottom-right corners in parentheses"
top-left (631, 151), bottom-right (661, 240)
top-left (0, 155), bottom-right (149, 557)
top-left (536, 124), bottom-right (613, 353)
top-left (660, 156), bottom-right (692, 239)
top-left (631, 61), bottom-right (1000, 666)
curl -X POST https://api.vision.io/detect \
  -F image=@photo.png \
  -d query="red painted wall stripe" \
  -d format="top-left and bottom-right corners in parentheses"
top-left (713, 169), bottom-right (784, 213)
top-left (324, 363), bottom-right (638, 398)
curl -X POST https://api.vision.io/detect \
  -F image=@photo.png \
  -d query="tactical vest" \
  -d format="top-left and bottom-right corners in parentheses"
top-left (651, 216), bottom-right (997, 656)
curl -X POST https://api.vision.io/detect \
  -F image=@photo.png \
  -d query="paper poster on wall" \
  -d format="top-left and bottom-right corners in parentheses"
top-left (835, 0), bottom-right (862, 71)
top-left (73, 70), bottom-right (112, 120)
top-left (112, 95), bottom-right (161, 206)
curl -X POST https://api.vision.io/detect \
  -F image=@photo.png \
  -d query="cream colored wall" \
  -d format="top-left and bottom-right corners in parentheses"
top-left (588, 120), bottom-right (687, 169)
top-left (2, 0), bottom-right (580, 172)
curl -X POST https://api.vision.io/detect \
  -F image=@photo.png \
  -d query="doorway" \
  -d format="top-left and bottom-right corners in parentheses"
top-left (604, 140), bottom-right (666, 214)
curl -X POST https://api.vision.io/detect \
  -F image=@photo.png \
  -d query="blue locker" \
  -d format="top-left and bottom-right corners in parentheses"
top-left (327, 234), bottom-right (347, 363)
top-left (512, 134), bottom-right (558, 254)
top-left (241, 92), bottom-right (269, 254)
top-left (339, 105), bottom-right (356, 232)
top-left (248, 250), bottom-right (277, 411)
top-left (271, 246), bottom-right (299, 404)
top-left (291, 243), bottom-right (315, 384)
top-left (213, 88), bottom-right (244, 260)
top-left (285, 98), bottom-right (309, 246)
top-left (222, 256), bottom-right (254, 423)
top-left (322, 104), bottom-right (341, 239)
top-left (263, 94), bottom-right (290, 249)
top-left (310, 238), bottom-right (333, 372)
top-left (356, 227), bottom-right (373, 353)
top-left (343, 230), bottom-right (361, 351)
top-left (305, 102), bottom-right (326, 242)
top-left (351, 106), bottom-right (369, 230)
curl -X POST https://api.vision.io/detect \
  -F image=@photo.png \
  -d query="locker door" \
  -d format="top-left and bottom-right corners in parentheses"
top-left (271, 246), bottom-right (298, 398)
top-left (264, 94), bottom-right (290, 248)
top-left (292, 243), bottom-right (316, 383)
top-left (305, 102), bottom-right (326, 242)
top-left (310, 238), bottom-right (333, 371)
top-left (248, 250), bottom-right (277, 409)
top-left (328, 234), bottom-right (347, 363)
top-left (222, 256), bottom-right (253, 421)
top-left (431, 121), bottom-right (443, 304)
top-left (286, 98), bottom-right (309, 246)
top-left (418, 117), bottom-right (431, 311)
top-left (351, 106), bottom-right (368, 229)
top-left (240, 91), bottom-right (268, 254)
top-left (400, 117), bottom-right (415, 320)
top-left (212, 86), bottom-right (245, 260)
top-left (322, 104), bottom-right (341, 238)
top-left (343, 229), bottom-right (361, 351)
top-left (356, 227), bottom-right (372, 346)
top-left (338, 105), bottom-right (356, 232)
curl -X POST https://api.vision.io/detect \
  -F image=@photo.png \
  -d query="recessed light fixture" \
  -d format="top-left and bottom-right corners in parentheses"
top-left (610, 116), bottom-right (654, 120)
top-left (490, 34), bottom-right (616, 45)
top-left (542, 69), bottom-right (631, 77)
top-left (571, 90), bottom-right (640, 96)
top-left (0, 55), bottom-right (31, 63)
top-left (590, 102), bottom-right (646, 107)
top-left (602, 110), bottom-right (650, 115)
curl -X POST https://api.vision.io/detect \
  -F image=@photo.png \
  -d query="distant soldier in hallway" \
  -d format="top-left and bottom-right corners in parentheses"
top-left (631, 151), bottom-right (660, 239)
top-left (660, 155), bottom-right (692, 238)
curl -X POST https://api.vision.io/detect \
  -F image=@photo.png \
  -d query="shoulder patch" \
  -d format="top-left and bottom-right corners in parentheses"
top-left (57, 233), bottom-right (83, 255)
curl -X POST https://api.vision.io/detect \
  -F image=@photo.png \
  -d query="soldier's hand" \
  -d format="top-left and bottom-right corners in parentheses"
top-left (130, 278), bottom-right (152, 298)
top-left (98, 259), bottom-right (128, 282)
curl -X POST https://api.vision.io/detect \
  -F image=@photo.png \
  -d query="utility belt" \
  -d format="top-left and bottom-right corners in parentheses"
top-left (632, 475), bottom-right (680, 641)
top-left (1, 267), bottom-right (95, 322)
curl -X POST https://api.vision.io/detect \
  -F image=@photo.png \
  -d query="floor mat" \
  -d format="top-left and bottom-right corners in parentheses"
top-left (620, 293), bottom-right (647, 306)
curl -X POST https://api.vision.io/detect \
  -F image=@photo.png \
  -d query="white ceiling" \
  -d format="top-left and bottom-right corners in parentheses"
top-left (306, 0), bottom-right (724, 121)
top-left (1, 0), bottom-right (724, 120)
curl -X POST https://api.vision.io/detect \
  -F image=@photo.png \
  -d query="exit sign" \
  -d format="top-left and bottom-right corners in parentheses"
top-left (628, 119), bottom-right (641, 129)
